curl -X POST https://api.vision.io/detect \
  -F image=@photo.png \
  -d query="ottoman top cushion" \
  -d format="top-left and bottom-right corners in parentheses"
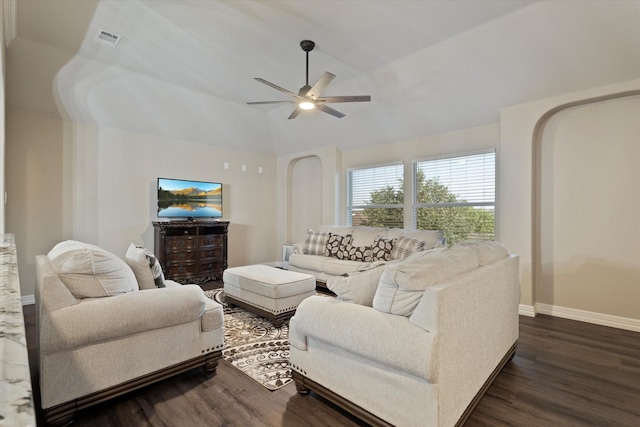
top-left (223, 265), bottom-right (316, 299)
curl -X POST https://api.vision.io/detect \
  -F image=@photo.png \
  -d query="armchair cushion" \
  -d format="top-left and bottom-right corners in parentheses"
top-left (41, 284), bottom-right (207, 353)
top-left (47, 240), bottom-right (138, 298)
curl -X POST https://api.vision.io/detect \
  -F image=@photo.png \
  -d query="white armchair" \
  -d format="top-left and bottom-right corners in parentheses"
top-left (36, 241), bottom-right (224, 426)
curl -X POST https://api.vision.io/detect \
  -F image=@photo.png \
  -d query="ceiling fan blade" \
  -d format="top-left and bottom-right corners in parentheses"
top-left (306, 72), bottom-right (335, 99)
top-left (318, 95), bottom-right (371, 103)
top-left (316, 104), bottom-right (345, 119)
top-left (254, 78), bottom-right (301, 98)
top-left (288, 107), bottom-right (302, 120)
top-left (246, 100), bottom-right (295, 105)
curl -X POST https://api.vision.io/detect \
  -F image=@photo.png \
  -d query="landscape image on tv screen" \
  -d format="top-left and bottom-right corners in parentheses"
top-left (157, 178), bottom-right (222, 218)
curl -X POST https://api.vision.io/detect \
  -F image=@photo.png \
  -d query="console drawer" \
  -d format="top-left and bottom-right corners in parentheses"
top-left (165, 263), bottom-right (197, 277)
top-left (166, 235), bottom-right (196, 250)
top-left (199, 235), bottom-right (223, 248)
top-left (200, 247), bottom-right (223, 260)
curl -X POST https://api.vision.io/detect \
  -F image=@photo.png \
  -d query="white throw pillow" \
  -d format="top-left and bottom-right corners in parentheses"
top-left (326, 262), bottom-right (388, 306)
top-left (373, 246), bottom-right (478, 316)
top-left (125, 243), bottom-right (166, 289)
top-left (48, 240), bottom-right (138, 299)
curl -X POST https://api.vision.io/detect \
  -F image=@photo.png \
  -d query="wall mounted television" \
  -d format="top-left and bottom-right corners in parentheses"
top-left (157, 177), bottom-right (223, 220)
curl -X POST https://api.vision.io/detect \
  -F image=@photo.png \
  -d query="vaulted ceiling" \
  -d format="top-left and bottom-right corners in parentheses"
top-left (7, 0), bottom-right (640, 155)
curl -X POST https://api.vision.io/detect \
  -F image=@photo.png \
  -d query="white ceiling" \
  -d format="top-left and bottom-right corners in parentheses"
top-left (7, 0), bottom-right (640, 155)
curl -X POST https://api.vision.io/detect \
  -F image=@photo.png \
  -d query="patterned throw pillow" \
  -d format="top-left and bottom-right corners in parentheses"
top-left (390, 237), bottom-right (425, 260)
top-left (325, 233), bottom-right (352, 258)
top-left (139, 246), bottom-right (166, 288)
top-left (303, 230), bottom-right (330, 255)
top-left (371, 236), bottom-right (397, 261)
top-left (340, 243), bottom-right (373, 262)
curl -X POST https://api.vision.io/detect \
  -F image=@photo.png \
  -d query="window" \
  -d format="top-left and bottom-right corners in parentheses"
top-left (347, 163), bottom-right (404, 228)
top-left (414, 151), bottom-right (495, 244)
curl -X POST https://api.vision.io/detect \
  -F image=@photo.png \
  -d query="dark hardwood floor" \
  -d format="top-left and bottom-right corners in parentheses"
top-left (23, 301), bottom-right (639, 426)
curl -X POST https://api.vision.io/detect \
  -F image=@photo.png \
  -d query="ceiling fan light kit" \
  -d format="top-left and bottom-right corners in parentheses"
top-left (247, 40), bottom-right (371, 119)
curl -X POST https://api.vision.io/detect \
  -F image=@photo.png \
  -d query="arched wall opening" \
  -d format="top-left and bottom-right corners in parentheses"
top-left (285, 154), bottom-right (323, 244)
top-left (532, 91), bottom-right (640, 327)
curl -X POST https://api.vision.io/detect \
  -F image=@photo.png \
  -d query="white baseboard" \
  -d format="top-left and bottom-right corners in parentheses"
top-left (518, 304), bottom-right (537, 317)
top-left (21, 294), bottom-right (35, 306)
top-left (536, 303), bottom-right (640, 333)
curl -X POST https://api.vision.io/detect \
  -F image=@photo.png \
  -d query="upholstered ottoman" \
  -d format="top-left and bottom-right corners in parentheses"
top-left (223, 265), bottom-right (316, 327)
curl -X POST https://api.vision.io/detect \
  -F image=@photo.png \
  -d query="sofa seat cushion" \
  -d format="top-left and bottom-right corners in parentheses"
top-left (47, 240), bottom-right (138, 299)
top-left (373, 246), bottom-right (478, 316)
top-left (322, 258), bottom-right (370, 276)
top-left (289, 253), bottom-right (326, 272)
top-left (291, 296), bottom-right (436, 381)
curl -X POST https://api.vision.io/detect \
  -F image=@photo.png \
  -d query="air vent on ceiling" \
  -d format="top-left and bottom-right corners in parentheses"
top-left (93, 29), bottom-right (122, 48)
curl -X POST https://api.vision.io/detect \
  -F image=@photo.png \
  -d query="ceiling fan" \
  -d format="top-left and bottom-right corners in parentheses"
top-left (247, 40), bottom-right (371, 119)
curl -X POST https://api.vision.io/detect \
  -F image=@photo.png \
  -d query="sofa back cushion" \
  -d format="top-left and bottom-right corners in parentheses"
top-left (351, 226), bottom-right (389, 247)
top-left (47, 240), bottom-right (138, 299)
top-left (373, 246), bottom-right (478, 316)
top-left (459, 240), bottom-right (509, 265)
top-left (318, 225), bottom-right (354, 236)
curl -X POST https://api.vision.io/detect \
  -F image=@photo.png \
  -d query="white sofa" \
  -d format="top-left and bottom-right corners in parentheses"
top-left (288, 225), bottom-right (445, 284)
top-left (36, 241), bottom-right (224, 426)
top-left (289, 241), bottom-right (520, 427)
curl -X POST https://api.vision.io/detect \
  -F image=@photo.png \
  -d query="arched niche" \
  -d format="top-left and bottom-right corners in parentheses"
top-left (532, 90), bottom-right (640, 318)
top-left (285, 155), bottom-right (324, 244)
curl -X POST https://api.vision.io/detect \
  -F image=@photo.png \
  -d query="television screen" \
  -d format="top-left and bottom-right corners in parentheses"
top-left (157, 178), bottom-right (223, 219)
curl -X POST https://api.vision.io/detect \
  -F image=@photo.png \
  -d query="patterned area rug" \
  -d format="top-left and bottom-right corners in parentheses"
top-left (204, 289), bottom-right (292, 391)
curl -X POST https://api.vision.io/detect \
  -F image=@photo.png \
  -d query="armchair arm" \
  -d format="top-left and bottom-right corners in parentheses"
top-left (41, 285), bottom-right (207, 354)
top-left (290, 296), bottom-right (435, 381)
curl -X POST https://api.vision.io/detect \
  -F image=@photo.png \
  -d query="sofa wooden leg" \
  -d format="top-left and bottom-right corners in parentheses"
top-left (291, 370), bottom-right (310, 395)
top-left (204, 350), bottom-right (222, 376)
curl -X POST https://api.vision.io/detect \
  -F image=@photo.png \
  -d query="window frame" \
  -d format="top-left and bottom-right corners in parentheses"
top-left (346, 161), bottom-right (404, 227)
top-left (412, 149), bottom-right (496, 242)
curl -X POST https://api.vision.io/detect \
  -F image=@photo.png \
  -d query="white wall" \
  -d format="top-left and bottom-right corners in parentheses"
top-left (539, 96), bottom-right (640, 319)
top-left (7, 113), bottom-right (278, 297)
top-left (6, 110), bottom-right (65, 295)
top-left (291, 156), bottom-right (323, 243)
